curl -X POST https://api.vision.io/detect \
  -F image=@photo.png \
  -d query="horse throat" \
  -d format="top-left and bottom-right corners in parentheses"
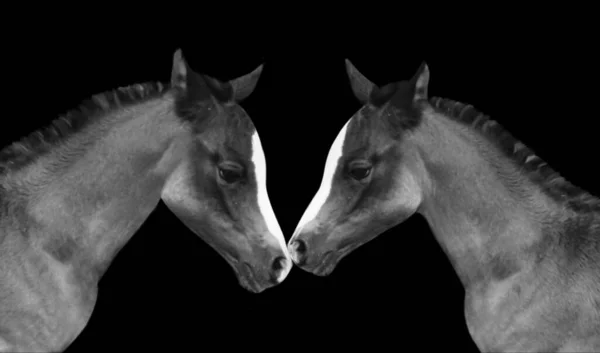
top-left (418, 156), bottom-right (541, 289)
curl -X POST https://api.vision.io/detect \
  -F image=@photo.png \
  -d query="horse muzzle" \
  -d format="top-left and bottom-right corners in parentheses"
top-left (288, 238), bottom-right (362, 277)
top-left (233, 255), bottom-right (291, 293)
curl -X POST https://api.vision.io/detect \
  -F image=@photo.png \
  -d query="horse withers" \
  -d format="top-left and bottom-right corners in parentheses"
top-left (0, 50), bottom-right (291, 352)
top-left (287, 60), bottom-right (599, 352)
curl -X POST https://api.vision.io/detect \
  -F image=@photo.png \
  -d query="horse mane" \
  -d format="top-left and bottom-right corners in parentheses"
top-left (0, 82), bottom-right (170, 175)
top-left (429, 97), bottom-right (600, 214)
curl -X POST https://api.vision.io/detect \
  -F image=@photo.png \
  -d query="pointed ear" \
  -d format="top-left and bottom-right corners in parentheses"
top-left (411, 61), bottom-right (429, 102)
top-left (345, 59), bottom-right (378, 104)
top-left (202, 74), bottom-right (231, 96)
top-left (171, 49), bottom-right (189, 91)
top-left (228, 63), bottom-right (264, 102)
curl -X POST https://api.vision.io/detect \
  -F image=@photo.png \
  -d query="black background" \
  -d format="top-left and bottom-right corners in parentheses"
top-left (1, 28), bottom-right (597, 352)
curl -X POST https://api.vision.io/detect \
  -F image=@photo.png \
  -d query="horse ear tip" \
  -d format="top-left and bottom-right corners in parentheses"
top-left (173, 49), bottom-right (188, 66)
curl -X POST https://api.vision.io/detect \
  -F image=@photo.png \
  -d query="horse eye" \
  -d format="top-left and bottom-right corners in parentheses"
top-left (219, 167), bottom-right (243, 184)
top-left (349, 166), bottom-right (372, 181)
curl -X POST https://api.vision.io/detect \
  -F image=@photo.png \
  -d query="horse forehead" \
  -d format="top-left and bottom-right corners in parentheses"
top-left (341, 107), bottom-right (387, 155)
top-left (225, 123), bottom-right (254, 159)
top-left (207, 107), bottom-right (255, 158)
top-left (292, 118), bottom-right (352, 233)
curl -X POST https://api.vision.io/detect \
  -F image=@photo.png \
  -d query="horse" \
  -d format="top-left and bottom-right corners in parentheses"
top-left (0, 49), bottom-right (292, 352)
top-left (287, 59), bottom-right (599, 352)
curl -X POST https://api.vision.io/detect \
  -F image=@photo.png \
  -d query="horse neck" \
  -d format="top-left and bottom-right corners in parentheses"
top-left (16, 93), bottom-right (189, 273)
top-left (412, 111), bottom-right (558, 288)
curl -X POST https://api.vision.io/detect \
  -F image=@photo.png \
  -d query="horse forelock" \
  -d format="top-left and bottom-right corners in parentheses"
top-left (364, 78), bottom-right (424, 134)
top-left (173, 70), bottom-right (237, 123)
top-left (0, 81), bottom-right (170, 176)
top-left (429, 97), bottom-right (600, 214)
top-left (349, 97), bottom-right (422, 148)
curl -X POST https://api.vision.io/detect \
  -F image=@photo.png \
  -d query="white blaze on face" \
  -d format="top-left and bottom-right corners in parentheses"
top-left (292, 119), bottom-right (351, 237)
top-left (251, 130), bottom-right (292, 283)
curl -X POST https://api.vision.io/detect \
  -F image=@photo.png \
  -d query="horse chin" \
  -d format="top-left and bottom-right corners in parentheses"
top-left (312, 251), bottom-right (339, 276)
top-left (214, 247), bottom-right (276, 293)
top-left (233, 262), bottom-right (279, 294)
top-left (212, 248), bottom-right (262, 293)
top-left (235, 263), bottom-right (264, 293)
top-left (312, 241), bottom-right (363, 276)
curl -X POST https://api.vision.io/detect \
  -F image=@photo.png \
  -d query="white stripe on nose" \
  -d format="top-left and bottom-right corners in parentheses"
top-left (251, 130), bottom-right (292, 283)
top-left (292, 119), bottom-right (351, 238)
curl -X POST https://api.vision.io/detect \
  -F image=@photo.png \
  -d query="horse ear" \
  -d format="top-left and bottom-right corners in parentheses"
top-left (228, 63), bottom-right (264, 102)
top-left (345, 59), bottom-right (377, 104)
top-left (411, 61), bottom-right (429, 102)
top-left (202, 74), bottom-right (231, 96)
top-left (171, 49), bottom-right (189, 91)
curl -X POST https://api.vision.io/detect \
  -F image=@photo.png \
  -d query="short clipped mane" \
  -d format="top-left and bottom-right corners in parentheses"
top-left (0, 82), bottom-right (170, 175)
top-left (429, 97), bottom-right (600, 214)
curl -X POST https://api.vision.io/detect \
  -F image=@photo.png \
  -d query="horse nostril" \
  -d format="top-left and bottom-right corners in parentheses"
top-left (271, 256), bottom-right (286, 272)
top-left (292, 239), bottom-right (307, 254)
top-left (289, 239), bottom-right (307, 265)
top-left (269, 256), bottom-right (288, 284)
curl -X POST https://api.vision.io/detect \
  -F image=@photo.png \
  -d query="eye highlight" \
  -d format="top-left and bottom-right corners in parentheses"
top-left (348, 161), bottom-right (372, 181)
top-left (218, 163), bottom-right (245, 184)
